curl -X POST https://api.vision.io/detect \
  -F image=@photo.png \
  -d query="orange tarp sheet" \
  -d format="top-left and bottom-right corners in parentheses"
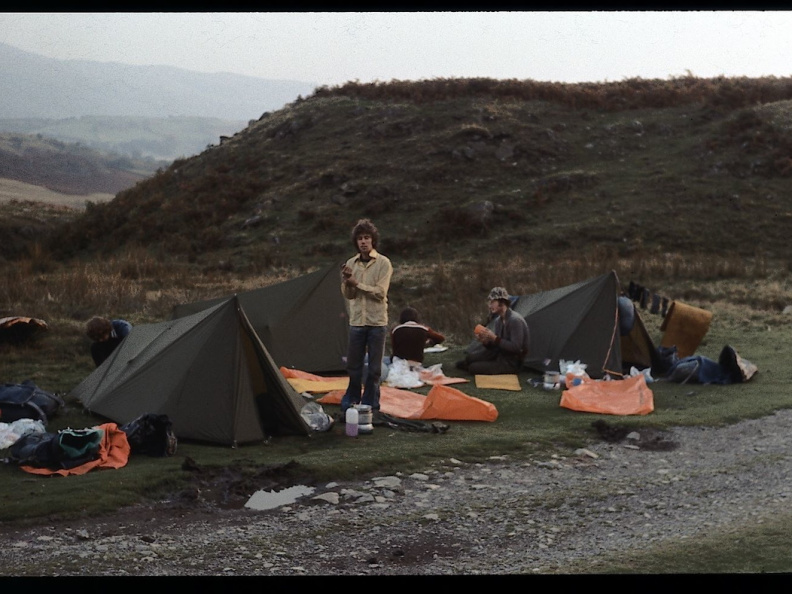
top-left (559, 374), bottom-right (654, 416)
top-left (418, 384), bottom-right (498, 422)
top-left (21, 423), bottom-right (131, 476)
top-left (316, 384), bottom-right (497, 422)
top-left (318, 386), bottom-right (426, 419)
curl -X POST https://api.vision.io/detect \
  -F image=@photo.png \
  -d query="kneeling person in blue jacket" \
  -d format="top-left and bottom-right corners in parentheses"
top-left (86, 316), bottom-right (132, 367)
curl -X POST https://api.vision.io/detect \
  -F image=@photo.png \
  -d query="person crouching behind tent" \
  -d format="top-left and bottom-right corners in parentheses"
top-left (340, 219), bottom-right (393, 416)
top-left (86, 316), bottom-right (132, 367)
top-left (391, 306), bottom-right (445, 366)
top-left (456, 287), bottom-right (530, 375)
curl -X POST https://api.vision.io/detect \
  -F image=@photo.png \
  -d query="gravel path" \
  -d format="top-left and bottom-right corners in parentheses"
top-left (3, 409), bottom-right (792, 576)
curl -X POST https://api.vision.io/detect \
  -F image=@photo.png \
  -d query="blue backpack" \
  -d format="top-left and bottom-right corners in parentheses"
top-left (0, 381), bottom-right (65, 424)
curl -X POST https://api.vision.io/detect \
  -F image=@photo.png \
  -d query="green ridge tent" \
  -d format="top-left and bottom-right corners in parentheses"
top-left (172, 264), bottom-right (348, 374)
top-left (71, 297), bottom-right (311, 446)
top-left (470, 270), bottom-right (656, 379)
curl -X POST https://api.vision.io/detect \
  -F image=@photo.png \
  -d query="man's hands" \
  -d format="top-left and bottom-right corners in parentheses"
top-left (476, 327), bottom-right (497, 345)
top-left (341, 265), bottom-right (358, 287)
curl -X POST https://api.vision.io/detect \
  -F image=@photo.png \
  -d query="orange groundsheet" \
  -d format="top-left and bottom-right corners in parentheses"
top-left (281, 368), bottom-right (496, 422)
top-left (559, 374), bottom-right (654, 416)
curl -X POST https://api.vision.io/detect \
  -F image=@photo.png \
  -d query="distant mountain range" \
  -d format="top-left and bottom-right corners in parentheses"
top-left (0, 42), bottom-right (317, 120)
top-left (0, 42), bottom-right (319, 161)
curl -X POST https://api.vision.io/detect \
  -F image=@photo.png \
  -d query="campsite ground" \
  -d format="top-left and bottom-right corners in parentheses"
top-left (3, 405), bottom-right (792, 576)
top-left (2, 172), bottom-right (792, 576)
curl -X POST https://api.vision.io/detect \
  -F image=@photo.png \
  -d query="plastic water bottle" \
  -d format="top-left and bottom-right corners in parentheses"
top-left (345, 406), bottom-right (359, 437)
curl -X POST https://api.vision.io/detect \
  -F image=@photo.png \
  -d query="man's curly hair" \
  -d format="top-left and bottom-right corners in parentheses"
top-left (350, 218), bottom-right (380, 251)
top-left (86, 316), bottom-right (112, 341)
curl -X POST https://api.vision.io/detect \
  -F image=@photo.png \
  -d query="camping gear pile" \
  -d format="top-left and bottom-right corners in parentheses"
top-left (476, 270), bottom-right (757, 416)
top-left (0, 379), bottom-right (176, 475)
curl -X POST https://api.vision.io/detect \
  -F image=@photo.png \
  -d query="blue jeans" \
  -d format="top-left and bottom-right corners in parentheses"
top-left (341, 325), bottom-right (387, 413)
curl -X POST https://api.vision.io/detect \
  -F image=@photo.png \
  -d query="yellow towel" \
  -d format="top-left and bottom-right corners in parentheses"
top-left (475, 374), bottom-right (522, 391)
top-left (287, 377), bottom-right (349, 394)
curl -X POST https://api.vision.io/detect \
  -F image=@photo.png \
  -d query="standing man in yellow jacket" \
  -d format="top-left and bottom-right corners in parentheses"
top-left (340, 219), bottom-right (393, 416)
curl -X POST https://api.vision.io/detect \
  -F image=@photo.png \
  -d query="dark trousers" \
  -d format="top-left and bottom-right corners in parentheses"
top-left (341, 325), bottom-right (387, 412)
top-left (466, 347), bottom-right (522, 375)
top-left (91, 337), bottom-right (123, 367)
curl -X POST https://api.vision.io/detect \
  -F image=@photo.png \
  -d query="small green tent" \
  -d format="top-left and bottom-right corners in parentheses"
top-left (71, 297), bottom-right (311, 446)
top-left (172, 264), bottom-right (348, 374)
top-left (470, 270), bottom-right (656, 378)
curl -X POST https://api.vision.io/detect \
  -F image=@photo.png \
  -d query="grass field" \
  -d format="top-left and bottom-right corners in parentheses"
top-left (0, 178), bottom-right (113, 209)
top-left (1, 257), bottom-right (790, 530)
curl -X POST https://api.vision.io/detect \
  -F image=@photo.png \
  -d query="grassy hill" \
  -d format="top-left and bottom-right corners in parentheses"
top-left (46, 76), bottom-right (792, 271)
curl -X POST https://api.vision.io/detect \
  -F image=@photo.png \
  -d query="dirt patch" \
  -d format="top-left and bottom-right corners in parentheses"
top-left (176, 459), bottom-right (320, 510)
top-left (591, 420), bottom-right (679, 451)
top-left (325, 533), bottom-right (468, 573)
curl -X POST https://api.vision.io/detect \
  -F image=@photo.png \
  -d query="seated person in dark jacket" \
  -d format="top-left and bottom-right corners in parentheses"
top-left (457, 287), bottom-right (530, 375)
top-left (86, 316), bottom-right (132, 367)
top-left (390, 307), bottom-right (445, 365)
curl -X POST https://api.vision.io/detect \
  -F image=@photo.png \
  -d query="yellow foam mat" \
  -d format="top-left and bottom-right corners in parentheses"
top-left (475, 374), bottom-right (521, 391)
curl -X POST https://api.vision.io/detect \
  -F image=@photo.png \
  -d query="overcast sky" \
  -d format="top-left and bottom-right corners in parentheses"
top-left (0, 11), bottom-right (790, 86)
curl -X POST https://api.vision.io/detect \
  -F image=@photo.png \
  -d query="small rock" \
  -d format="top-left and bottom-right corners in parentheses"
top-left (423, 513), bottom-right (440, 521)
top-left (575, 448), bottom-right (599, 459)
top-left (372, 476), bottom-right (401, 489)
top-left (312, 492), bottom-right (340, 505)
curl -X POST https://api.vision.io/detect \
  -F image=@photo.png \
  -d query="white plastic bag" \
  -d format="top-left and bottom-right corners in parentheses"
top-left (300, 402), bottom-right (334, 432)
top-left (385, 357), bottom-right (425, 389)
top-left (559, 359), bottom-right (588, 377)
top-left (629, 366), bottom-right (654, 383)
top-left (0, 418), bottom-right (46, 449)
